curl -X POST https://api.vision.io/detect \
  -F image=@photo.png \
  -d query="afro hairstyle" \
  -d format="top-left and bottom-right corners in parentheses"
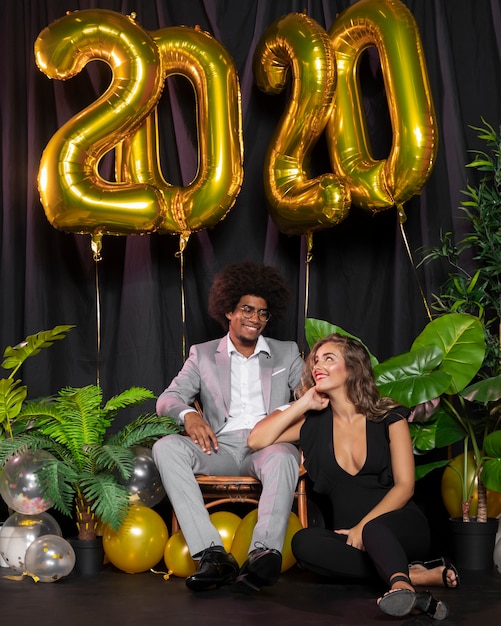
top-left (208, 261), bottom-right (291, 330)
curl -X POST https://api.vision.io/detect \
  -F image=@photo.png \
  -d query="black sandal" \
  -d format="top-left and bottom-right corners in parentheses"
top-left (378, 575), bottom-right (449, 620)
top-left (409, 557), bottom-right (460, 588)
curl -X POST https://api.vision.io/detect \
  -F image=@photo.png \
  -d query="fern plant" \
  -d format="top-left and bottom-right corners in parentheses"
top-left (0, 384), bottom-right (180, 540)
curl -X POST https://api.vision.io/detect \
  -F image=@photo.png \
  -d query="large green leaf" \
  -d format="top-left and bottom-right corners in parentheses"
top-left (304, 318), bottom-right (379, 367)
top-left (483, 430), bottom-right (501, 458)
top-left (415, 458), bottom-right (450, 480)
top-left (1, 325), bottom-right (74, 373)
top-left (461, 375), bottom-right (501, 403)
top-left (411, 313), bottom-right (485, 394)
top-left (373, 345), bottom-right (451, 405)
top-left (0, 378), bottom-right (27, 430)
top-left (409, 420), bottom-right (437, 452)
top-left (434, 410), bottom-right (468, 447)
top-left (482, 431), bottom-right (501, 492)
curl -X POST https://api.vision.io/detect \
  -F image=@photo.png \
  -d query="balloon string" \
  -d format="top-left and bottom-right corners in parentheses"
top-left (298, 233), bottom-right (314, 359)
top-left (397, 205), bottom-right (433, 322)
top-left (91, 234), bottom-right (103, 387)
top-left (3, 571), bottom-right (40, 582)
top-left (150, 567), bottom-right (173, 581)
top-left (304, 232), bottom-right (313, 323)
top-left (175, 233), bottom-right (190, 363)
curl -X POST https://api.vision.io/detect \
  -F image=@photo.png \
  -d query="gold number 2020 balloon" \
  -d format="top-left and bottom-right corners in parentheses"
top-left (35, 9), bottom-right (166, 236)
top-left (117, 26), bottom-right (244, 237)
top-left (327, 0), bottom-right (438, 212)
top-left (253, 12), bottom-right (351, 236)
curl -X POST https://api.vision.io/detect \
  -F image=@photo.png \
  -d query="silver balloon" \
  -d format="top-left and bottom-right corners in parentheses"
top-left (24, 534), bottom-right (75, 582)
top-left (122, 446), bottom-right (166, 508)
top-left (0, 511), bottom-right (62, 573)
top-left (0, 450), bottom-right (55, 514)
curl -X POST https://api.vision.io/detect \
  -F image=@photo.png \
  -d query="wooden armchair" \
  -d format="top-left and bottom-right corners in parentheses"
top-left (171, 451), bottom-right (308, 533)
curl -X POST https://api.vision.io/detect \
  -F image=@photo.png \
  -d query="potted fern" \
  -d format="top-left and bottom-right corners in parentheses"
top-left (0, 384), bottom-right (180, 538)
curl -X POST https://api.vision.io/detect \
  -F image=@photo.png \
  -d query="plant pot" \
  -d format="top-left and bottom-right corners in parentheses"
top-left (449, 517), bottom-right (498, 571)
top-left (68, 537), bottom-right (104, 575)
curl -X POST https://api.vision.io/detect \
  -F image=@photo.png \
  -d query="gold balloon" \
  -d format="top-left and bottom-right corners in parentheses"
top-left (35, 9), bottom-right (165, 235)
top-left (209, 511), bottom-right (242, 553)
top-left (163, 530), bottom-right (196, 578)
top-left (230, 508), bottom-right (257, 567)
top-left (117, 25), bottom-right (244, 236)
top-left (327, 0), bottom-right (438, 211)
top-left (253, 12), bottom-right (351, 235)
top-left (441, 452), bottom-right (501, 519)
top-left (230, 509), bottom-right (303, 572)
top-left (102, 505), bottom-right (168, 574)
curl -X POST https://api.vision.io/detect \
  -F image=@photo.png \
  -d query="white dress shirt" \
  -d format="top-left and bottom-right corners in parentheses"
top-left (219, 335), bottom-right (269, 433)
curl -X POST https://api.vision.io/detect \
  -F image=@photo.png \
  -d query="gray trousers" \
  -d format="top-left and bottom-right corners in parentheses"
top-left (152, 429), bottom-right (300, 557)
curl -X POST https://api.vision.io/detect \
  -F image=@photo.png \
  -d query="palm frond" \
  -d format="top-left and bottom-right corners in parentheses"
top-left (102, 387), bottom-right (155, 416)
top-left (37, 457), bottom-right (78, 517)
top-left (38, 386), bottom-right (108, 468)
top-left (0, 432), bottom-right (56, 465)
top-left (79, 472), bottom-right (131, 530)
top-left (88, 444), bottom-right (135, 480)
top-left (107, 413), bottom-right (181, 448)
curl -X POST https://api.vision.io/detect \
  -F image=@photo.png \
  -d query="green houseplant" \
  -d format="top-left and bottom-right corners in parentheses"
top-left (0, 384), bottom-right (180, 541)
top-left (415, 118), bottom-right (501, 519)
top-left (0, 325), bottom-right (74, 440)
top-left (419, 118), bottom-right (501, 375)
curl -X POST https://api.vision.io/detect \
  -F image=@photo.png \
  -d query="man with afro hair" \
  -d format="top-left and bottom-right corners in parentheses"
top-left (154, 261), bottom-right (303, 592)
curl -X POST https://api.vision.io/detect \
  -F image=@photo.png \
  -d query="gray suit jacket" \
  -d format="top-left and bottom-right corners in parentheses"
top-left (156, 335), bottom-right (303, 433)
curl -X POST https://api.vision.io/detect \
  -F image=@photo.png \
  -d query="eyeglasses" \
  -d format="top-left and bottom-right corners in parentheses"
top-left (239, 304), bottom-right (271, 322)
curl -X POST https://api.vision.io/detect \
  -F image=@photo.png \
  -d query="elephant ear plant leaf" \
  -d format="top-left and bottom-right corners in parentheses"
top-left (0, 384), bottom-right (181, 541)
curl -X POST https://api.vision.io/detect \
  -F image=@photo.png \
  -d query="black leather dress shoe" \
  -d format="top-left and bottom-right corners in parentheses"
top-left (237, 547), bottom-right (282, 590)
top-left (185, 547), bottom-right (239, 591)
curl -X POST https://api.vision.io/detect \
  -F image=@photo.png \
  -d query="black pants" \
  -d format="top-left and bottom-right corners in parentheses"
top-left (291, 506), bottom-right (431, 586)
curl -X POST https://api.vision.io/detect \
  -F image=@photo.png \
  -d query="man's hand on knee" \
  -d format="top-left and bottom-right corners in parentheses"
top-left (184, 412), bottom-right (219, 453)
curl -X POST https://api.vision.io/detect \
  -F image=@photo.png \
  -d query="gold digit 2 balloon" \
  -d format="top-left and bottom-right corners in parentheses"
top-left (117, 25), bottom-right (244, 236)
top-left (35, 9), bottom-right (165, 235)
top-left (327, 0), bottom-right (438, 211)
top-left (254, 12), bottom-right (351, 235)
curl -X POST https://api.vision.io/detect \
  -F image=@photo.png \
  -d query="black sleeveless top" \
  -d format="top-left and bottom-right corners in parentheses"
top-left (300, 405), bottom-right (418, 529)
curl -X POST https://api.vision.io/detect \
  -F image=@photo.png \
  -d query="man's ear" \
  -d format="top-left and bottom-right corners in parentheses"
top-left (225, 311), bottom-right (232, 320)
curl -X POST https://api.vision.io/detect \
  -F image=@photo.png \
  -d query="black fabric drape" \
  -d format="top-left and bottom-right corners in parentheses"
top-left (1, 0), bottom-right (501, 429)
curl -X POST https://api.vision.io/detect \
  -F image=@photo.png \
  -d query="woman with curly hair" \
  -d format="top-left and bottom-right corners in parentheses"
top-left (248, 333), bottom-right (459, 620)
top-left (154, 261), bottom-right (303, 592)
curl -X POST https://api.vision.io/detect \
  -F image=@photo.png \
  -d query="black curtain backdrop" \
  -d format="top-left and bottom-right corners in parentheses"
top-left (1, 0), bottom-right (501, 430)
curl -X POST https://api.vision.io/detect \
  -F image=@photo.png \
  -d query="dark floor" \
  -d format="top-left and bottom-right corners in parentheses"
top-left (1, 559), bottom-right (500, 626)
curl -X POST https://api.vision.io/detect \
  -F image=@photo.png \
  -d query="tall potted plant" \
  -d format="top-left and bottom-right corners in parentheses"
top-left (413, 117), bottom-right (501, 568)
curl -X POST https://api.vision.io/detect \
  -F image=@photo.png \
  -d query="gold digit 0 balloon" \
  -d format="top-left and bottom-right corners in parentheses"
top-left (117, 25), bottom-right (244, 236)
top-left (253, 12), bottom-right (351, 236)
top-left (327, 0), bottom-right (438, 211)
top-left (34, 9), bottom-right (165, 235)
